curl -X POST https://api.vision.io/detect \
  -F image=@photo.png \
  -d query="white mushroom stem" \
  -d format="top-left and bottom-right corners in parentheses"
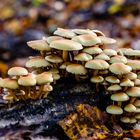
top-left (63, 51), bottom-right (68, 62)
top-left (37, 85), bottom-right (44, 99)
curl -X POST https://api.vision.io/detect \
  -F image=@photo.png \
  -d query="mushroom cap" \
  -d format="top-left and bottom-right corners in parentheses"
top-left (52, 73), bottom-right (61, 80)
top-left (59, 62), bottom-right (71, 69)
top-left (107, 84), bottom-right (122, 91)
top-left (45, 36), bottom-right (63, 44)
top-left (54, 28), bottom-right (76, 38)
top-left (92, 30), bottom-right (105, 36)
top-left (45, 55), bottom-right (63, 63)
top-left (135, 114), bottom-right (140, 119)
top-left (124, 104), bottom-right (136, 112)
top-left (0, 78), bottom-right (18, 89)
top-left (120, 78), bottom-right (134, 87)
top-left (43, 85), bottom-right (53, 92)
top-left (109, 63), bottom-right (132, 75)
top-left (121, 49), bottom-right (140, 56)
top-left (36, 72), bottom-right (53, 85)
top-left (134, 79), bottom-right (140, 86)
top-left (8, 67), bottom-right (28, 76)
top-left (85, 59), bottom-right (109, 70)
top-left (66, 64), bottom-right (87, 75)
top-left (72, 29), bottom-right (97, 36)
top-left (27, 40), bottom-right (51, 51)
top-left (127, 60), bottom-right (140, 70)
top-left (120, 117), bottom-right (130, 123)
top-left (130, 118), bottom-right (137, 123)
top-left (134, 100), bottom-right (140, 107)
top-left (90, 76), bottom-right (104, 83)
top-left (82, 46), bottom-right (103, 55)
top-left (26, 56), bottom-right (51, 68)
top-left (135, 108), bottom-right (140, 113)
top-left (124, 72), bottom-right (137, 80)
top-left (74, 53), bottom-right (92, 61)
top-left (99, 36), bottom-right (116, 44)
top-left (94, 53), bottom-right (110, 61)
top-left (111, 92), bottom-right (129, 101)
top-left (105, 76), bottom-right (120, 84)
top-left (126, 87), bottom-right (140, 97)
top-left (72, 34), bottom-right (101, 46)
top-left (18, 73), bottom-right (36, 86)
top-left (48, 68), bottom-right (59, 74)
top-left (117, 48), bottom-right (133, 55)
top-left (50, 39), bottom-right (83, 51)
top-left (106, 105), bottom-right (123, 115)
top-left (110, 55), bottom-right (127, 64)
top-left (103, 49), bottom-right (117, 56)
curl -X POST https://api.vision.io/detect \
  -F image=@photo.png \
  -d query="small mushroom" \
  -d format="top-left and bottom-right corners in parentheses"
top-left (127, 60), bottom-right (140, 73)
top-left (134, 79), bottom-right (140, 86)
top-left (106, 105), bottom-right (123, 115)
top-left (110, 55), bottom-right (127, 64)
top-left (92, 30), bottom-right (105, 36)
top-left (94, 53), bottom-right (110, 61)
top-left (103, 49), bottom-right (117, 57)
top-left (107, 84), bottom-right (122, 92)
top-left (124, 72), bottom-right (137, 80)
top-left (73, 29), bottom-right (97, 36)
top-left (3, 94), bottom-right (14, 107)
top-left (120, 117), bottom-right (130, 123)
top-left (134, 100), bottom-right (140, 108)
top-left (124, 104), bottom-right (136, 112)
top-left (135, 114), bottom-right (140, 120)
top-left (105, 76), bottom-right (120, 84)
top-left (44, 36), bottom-right (63, 44)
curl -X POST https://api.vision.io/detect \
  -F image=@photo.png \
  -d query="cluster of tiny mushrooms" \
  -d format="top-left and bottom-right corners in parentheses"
top-left (0, 28), bottom-right (140, 124)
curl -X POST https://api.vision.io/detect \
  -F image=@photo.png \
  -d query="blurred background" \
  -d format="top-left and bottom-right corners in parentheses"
top-left (0, 0), bottom-right (140, 76)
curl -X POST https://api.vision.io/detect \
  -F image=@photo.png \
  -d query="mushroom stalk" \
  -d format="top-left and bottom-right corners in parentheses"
top-left (63, 51), bottom-right (68, 62)
top-left (130, 97), bottom-right (136, 104)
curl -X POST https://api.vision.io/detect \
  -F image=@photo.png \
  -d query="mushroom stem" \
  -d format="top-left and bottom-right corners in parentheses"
top-left (37, 85), bottom-right (44, 99)
top-left (93, 70), bottom-right (98, 76)
top-left (118, 102), bottom-right (122, 107)
top-left (96, 83), bottom-right (99, 92)
top-left (75, 75), bottom-right (80, 82)
top-left (130, 97), bottom-right (136, 104)
top-left (63, 51), bottom-right (68, 62)
top-left (8, 89), bottom-right (18, 101)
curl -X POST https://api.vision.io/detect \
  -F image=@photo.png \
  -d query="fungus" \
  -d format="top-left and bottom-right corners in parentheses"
top-left (107, 84), bottom-right (122, 92)
top-left (106, 105), bottom-right (123, 115)
top-left (120, 117), bottom-right (130, 123)
top-left (110, 55), bottom-right (127, 64)
top-left (94, 53), bottom-right (110, 61)
top-left (124, 72), bottom-right (137, 80)
top-left (42, 85), bottom-right (53, 98)
top-left (3, 94), bottom-right (14, 107)
top-left (72, 29), bottom-right (97, 36)
top-left (127, 60), bottom-right (140, 72)
top-left (135, 114), bottom-right (140, 120)
top-left (50, 39), bottom-right (83, 61)
top-left (124, 104), bottom-right (136, 113)
top-left (134, 79), bottom-right (140, 86)
top-left (92, 30), bottom-right (105, 36)
top-left (105, 76), bottom-right (120, 84)
top-left (44, 36), bottom-right (63, 44)
top-left (103, 49), bottom-right (117, 57)
top-left (98, 36), bottom-right (116, 45)
top-left (134, 100), bottom-right (140, 108)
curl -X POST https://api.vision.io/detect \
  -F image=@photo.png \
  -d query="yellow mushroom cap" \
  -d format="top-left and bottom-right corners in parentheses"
top-left (66, 64), bottom-right (87, 75)
top-left (74, 53), bottom-right (92, 61)
top-left (72, 34), bottom-right (101, 46)
top-left (72, 29), bottom-right (97, 36)
top-left (18, 73), bottom-right (36, 86)
top-left (26, 56), bottom-right (51, 68)
top-left (85, 59), bottom-right (109, 70)
top-left (103, 49), bottom-right (117, 56)
top-left (130, 118), bottom-right (137, 123)
top-left (127, 60), bottom-right (140, 70)
top-left (82, 46), bottom-right (103, 55)
top-left (120, 117), bottom-right (130, 123)
top-left (124, 104), bottom-right (136, 112)
top-left (45, 55), bottom-right (63, 63)
top-left (36, 72), bottom-right (53, 85)
top-left (135, 108), bottom-right (140, 113)
top-left (0, 78), bottom-right (19, 89)
top-left (8, 67), bottom-right (28, 76)
top-left (124, 72), bottom-right (137, 80)
top-left (50, 39), bottom-right (83, 51)
top-left (52, 73), bottom-right (61, 81)
top-left (117, 48), bottom-right (133, 55)
top-left (94, 53), bottom-right (110, 61)
top-left (126, 87), bottom-right (140, 97)
top-left (111, 92), bottom-right (129, 101)
top-left (120, 78), bottom-right (134, 87)
top-left (109, 63), bottom-right (132, 75)
top-left (110, 55), bottom-right (127, 64)
top-left (48, 68), bottom-right (59, 74)
top-left (99, 36), bottom-right (116, 44)
top-left (59, 62), bottom-right (71, 69)
top-left (135, 114), bottom-right (140, 119)
top-left (134, 100), bottom-right (140, 108)
top-left (134, 79), bottom-right (140, 86)
top-left (27, 40), bottom-right (51, 51)
top-left (90, 76), bottom-right (104, 83)
top-left (54, 28), bottom-right (76, 38)
top-left (105, 76), bottom-right (120, 84)
top-left (106, 105), bottom-right (123, 115)
top-left (45, 36), bottom-right (63, 44)
top-left (107, 84), bottom-right (122, 91)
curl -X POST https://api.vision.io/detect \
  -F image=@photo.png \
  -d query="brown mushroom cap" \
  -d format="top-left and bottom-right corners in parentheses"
top-left (94, 53), bottom-right (110, 61)
top-left (120, 78), bottom-right (134, 87)
top-left (99, 36), bottom-right (116, 44)
top-left (120, 117), bottom-right (130, 123)
top-left (72, 34), bottom-right (101, 46)
top-left (127, 60), bottom-right (140, 70)
top-left (85, 59), bottom-right (109, 70)
top-left (26, 56), bottom-right (51, 68)
top-left (82, 46), bottom-right (103, 55)
top-left (124, 72), bottom-right (137, 80)
top-left (66, 64), bottom-right (87, 75)
top-left (134, 100), bottom-right (140, 107)
top-left (52, 73), bottom-right (61, 81)
top-left (8, 67), bottom-right (28, 76)
top-left (45, 55), bottom-right (63, 63)
top-left (50, 39), bottom-right (83, 51)
top-left (109, 63), bottom-right (132, 75)
top-left (18, 74), bottom-right (36, 86)
top-left (27, 40), bottom-right (51, 51)
top-left (106, 105), bottom-right (123, 115)
top-left (0, 78), bottom-right (19, 89)
top-left (45, 36), bottom-right (63, 44)
top-left (103, 49), bottom-right (117, 56)
top-left (54, 28), bottom-right (76, 38)
top-left (134, 79), bottom-right (140, 86)
top-left (126, 87), bottom-right (140, 97)
top-left (111, 92), bottom-right (129, 101)
top-left (74, 53), bottom-right (92, 61)
top-left (59, 62), bottom-right (71, 69)
top-left (90, 76), bottom-right (104, 83)
top-left (124, 104), bottom-right (136, 112)
top-left (105, 76), bottom-right (120, 84)
top-left (36, 72), bottom-right (53, 85)
top-left (135, 114), bottom-right (140, 119)
top-left (107, 84), bottom-right (122, 91)
top-left (110, 55), bottom-right (127, 64)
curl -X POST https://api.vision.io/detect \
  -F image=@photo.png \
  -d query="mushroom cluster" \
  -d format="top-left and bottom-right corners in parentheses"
top-left (1, 28), bottom-right (140, 124)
